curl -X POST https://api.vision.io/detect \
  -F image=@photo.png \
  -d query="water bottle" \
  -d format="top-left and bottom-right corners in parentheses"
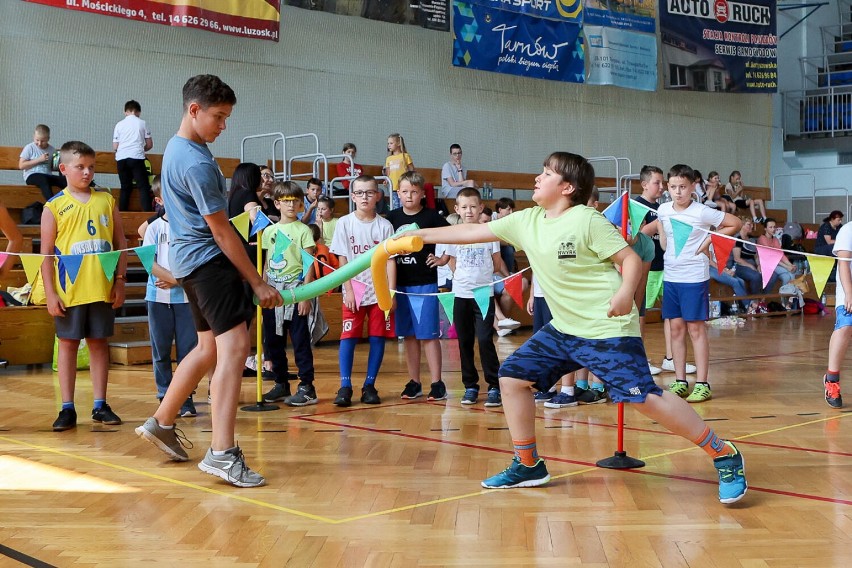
top-left (709, 295), bottom-right (721, 319)
top-left (730, 297), bottom-right (739, 315)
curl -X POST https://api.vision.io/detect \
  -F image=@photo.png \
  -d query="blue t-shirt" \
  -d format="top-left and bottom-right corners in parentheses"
top-left (160, 135), bottom-right (228, 279)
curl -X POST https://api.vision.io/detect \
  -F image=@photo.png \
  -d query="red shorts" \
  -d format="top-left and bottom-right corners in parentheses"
top-left (340, 303), bottom-right (396, 340)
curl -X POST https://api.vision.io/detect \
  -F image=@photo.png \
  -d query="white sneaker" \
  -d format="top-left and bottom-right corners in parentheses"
top-left (497, 318), bottom-right (521, 330)
top-left (497, 328), bottom-right (513, 337)
top-left (648, 363), bottom-right (662, 376)
top-left (661, 357), bottom-right (697, 374)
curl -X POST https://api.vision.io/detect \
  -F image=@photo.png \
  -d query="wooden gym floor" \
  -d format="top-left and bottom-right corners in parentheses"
top-left (0, 315), bottom-right (850, 567)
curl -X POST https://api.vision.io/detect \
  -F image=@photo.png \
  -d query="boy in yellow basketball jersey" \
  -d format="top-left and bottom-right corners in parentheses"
top-left (39, 141), bottom-right (127, 431)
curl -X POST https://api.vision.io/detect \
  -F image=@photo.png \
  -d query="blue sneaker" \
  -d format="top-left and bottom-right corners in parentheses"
top-left (461, 388), bottom-right (479, 405)
top-left (533, 390), bottom-right (555, 403)
top-left (484, 388), bottom-right (502, 407)
top-left (713, 442), bottom-right (747, 504)
top-left (544, 392), bottom-right (578, 408)
top-left (481, 457), bottom-right (550, 489)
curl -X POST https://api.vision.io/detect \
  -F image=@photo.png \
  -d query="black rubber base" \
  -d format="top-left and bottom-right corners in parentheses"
top-left (240, 402), bottom-right (280, 412)
top-left (596, 451), bottom-right (646, 469)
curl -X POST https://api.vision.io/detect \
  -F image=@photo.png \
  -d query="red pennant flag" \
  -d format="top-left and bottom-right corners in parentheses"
top-left (504, 273), bottom-right (524, 310)
top-left (710, 233), bottom-right (735, 275)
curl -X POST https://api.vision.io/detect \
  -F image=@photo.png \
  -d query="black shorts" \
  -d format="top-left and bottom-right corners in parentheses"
top-left (180, 255), bottom-right (254, 336)
top-left (54, 302), bottom-right (115, 340)
top-left (734, 199), bottom-right (749, 209)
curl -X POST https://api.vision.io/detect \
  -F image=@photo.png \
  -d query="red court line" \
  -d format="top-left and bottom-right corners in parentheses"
top-left (292, 415), bottom-right (852, 507)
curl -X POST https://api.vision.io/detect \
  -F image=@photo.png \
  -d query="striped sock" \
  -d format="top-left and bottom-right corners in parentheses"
top-left (513, 438), bottom-right (539, 466)
top-left (826, 370), bottom-right (840, 382)
top-left (576, 379), bottom-right (589, 390)
top-left (62, 401), bottom-right (75, 411)
top-left (693, 427), bottom-right (733, 458)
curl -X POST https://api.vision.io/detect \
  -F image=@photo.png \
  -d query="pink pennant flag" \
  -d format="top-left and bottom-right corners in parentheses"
top-left (350, 279), bottom-right (367, 311)
top-left (755, 245), bottom-right (784, 289)
top-left (0, 253), bottom-right (8, 270)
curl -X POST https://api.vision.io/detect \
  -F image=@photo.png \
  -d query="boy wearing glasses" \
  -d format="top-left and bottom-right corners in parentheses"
top-left (260, 181), bottom-right (318, 406)
top-left (329, 175), bottom-right (397, 406)
top-left (440, 144), bottom-right (475, 198)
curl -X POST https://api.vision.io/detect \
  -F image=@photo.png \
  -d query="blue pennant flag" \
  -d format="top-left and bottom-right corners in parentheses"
top-left (60, 254), bottom-right (84, 284)
top-left (408, 294), bottom-right (426, 325)
top-left (300, 249), bottom-right (314, 279)
top-left (250, 211), bottom-right (273, 237)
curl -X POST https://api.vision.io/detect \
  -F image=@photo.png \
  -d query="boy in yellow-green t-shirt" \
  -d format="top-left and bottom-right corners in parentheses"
top-left (403, 152), bottom-right (748, 505)
top-left (260, 181), bottom-right (317, 407)
top-left (40, 141), bottom-right (128, 432)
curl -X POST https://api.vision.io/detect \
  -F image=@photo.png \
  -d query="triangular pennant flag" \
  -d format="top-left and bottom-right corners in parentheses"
top-left (250, 211), bottom-right (272, 237)
top-left (350, 278), bottom-right (367, 311)
top-left (408, 294), bottom-right (425, 325)
top-left (300, 249), bottom-right (314, 279)
top-left (670, 217), bottom-right (694, 257)
top-left (472, 285), bottom-right (492, 318)
top-left (755, 245), bottom-right (784, 289)
top-left (601, 195), bottom-right (624, 228)
top-left (273, 229), bottom-right (292, 258)
top-left (60, 255), bottom-right (84, 284)
top-left (0, 253), bottom-right (8, 271)
top-left (504, 273), bottom-right (524, 310)
top-left (627, 199), bottom-right (647, 238)
top-left (134, 244), bottom-right (156, 274)
top-left (231, 211), bottom-right (251, 242)
top-left (809, 255), bottom-right (836, 299)
top-left (710, 234), bottom-right (735, 275)
top-left (97, 251), bottom-right (121, 282)
top-left (437, 292), bottom-right (455, 325)
top-left (20, 255), bottom-right (43, 285)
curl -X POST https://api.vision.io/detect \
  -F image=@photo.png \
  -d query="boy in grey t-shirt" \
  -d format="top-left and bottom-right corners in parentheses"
top-left (18, 124), bottom-right (66, 201)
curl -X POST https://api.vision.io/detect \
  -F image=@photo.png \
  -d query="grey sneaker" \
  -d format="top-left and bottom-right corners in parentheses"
top-left (198, 446), bottom-right (266, 488)
top-left (285, 384), bottom-right (318, 407)
top-left (135, 417), bottom-right (192, 462)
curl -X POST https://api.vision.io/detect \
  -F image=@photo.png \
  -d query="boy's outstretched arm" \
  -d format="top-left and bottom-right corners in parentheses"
top-left (404, 223), bottom-right (497, 246)
top-left (608, 246), bottom-right (641, 318)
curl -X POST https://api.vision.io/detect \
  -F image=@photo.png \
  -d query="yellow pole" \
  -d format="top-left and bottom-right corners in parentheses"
top-left (256, 227), bottom-right (264, 404)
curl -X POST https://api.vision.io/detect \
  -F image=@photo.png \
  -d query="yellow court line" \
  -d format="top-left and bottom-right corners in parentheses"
top-left (2, 412), bottom-right (848, 524)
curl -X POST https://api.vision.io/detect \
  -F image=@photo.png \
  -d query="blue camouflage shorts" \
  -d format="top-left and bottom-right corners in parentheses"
top-left (498, 323), bottom-right (663, 403)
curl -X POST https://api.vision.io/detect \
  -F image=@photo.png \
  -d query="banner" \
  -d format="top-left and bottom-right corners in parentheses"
top-left (660, 0), bottom-right (777, 93)
top-left (584, 0), bottom-right (655, 33)
top-left (24, 0), bottom-right (282, 42)
top-left (285, 0), bottom-right (450, 32)
top-left (585, 25), bottom-right (656, 91)
top-left (467, 0), bottom-right (582, 22)
top-left (453, 1), bottom-right (585, 83)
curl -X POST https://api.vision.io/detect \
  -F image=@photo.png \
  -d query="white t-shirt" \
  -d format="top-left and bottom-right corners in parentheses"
top-left (657, 201), bottom-right (725, 283)
top-left (447, 241), bottom-right (500, 298)
top-left (113, 114), bottom-right (151, 160)
top-left (329, 212), bottom-right (394, 306)
top-left (532, 274), bottom-right (544, 298)
top-left (833, 222), bottom-right (852, 308)
top-left (143, 217), bottom-right (188, 304)
top-left (435, 243), bottom-right (452, 287)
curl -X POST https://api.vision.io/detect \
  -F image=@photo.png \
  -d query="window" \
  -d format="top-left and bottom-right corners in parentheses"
top-left (693, 70), bottom-right (706, 91)
top-left (669, 64), bottom-right (688, 88)
top-left (713, 71), bottom-right (723, 92)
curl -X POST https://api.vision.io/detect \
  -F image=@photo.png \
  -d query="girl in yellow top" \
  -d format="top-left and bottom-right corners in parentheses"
top-left (383, 133), bottom-right (414, 209)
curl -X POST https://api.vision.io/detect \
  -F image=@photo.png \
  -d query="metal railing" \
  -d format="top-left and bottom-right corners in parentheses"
top-left (783, 87), bottom-right (852, 138)
top-left (588, 156), bottom-right (632, 202)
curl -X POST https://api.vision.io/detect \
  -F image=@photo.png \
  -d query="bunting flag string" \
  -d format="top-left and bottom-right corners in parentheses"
top-left (504, 273), bottom-right (525, 310)
top-left (710, 233), bottom-right (735, 275)
top-left (808, 255), bottom-right (836, 299)
top-left (249, 211), bottom-right (273, 237)
top-left (231, 210), bottom-right (251, 242)
top-left (670, 218), bottom-right (694, 258)
top-left (60, 255), bottom-right (84, 284)
top-left (472, 285), bottom-right (492, 318)
top-left (755, 245), bottom-right (785, 289)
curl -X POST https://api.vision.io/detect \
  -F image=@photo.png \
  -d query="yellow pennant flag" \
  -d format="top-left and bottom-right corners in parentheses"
top-left (231, 211), bottom-right (251, 242)
top-left (809, 255), bottom-right (836, 299)
top-left (20, 255), bottom-right (43, 285)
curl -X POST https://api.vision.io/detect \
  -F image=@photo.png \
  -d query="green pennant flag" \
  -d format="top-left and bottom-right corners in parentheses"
top-left (301, 249), bottom-right (314, 279)
top-left (627, 199), bottom-right (647, 238)
top-left (231, 211), bottom-right (251, 242)
top-left (134, 244), bottom-right (156, 274)
top-left (437, 292), bottom-right (455, 325)
top-left (20, 255), bottom-right (43, 285)
top-left (274, 229), bottom-right (292, 258)
top-left (472, 285), bottom-right (492, 319)
top-left (670, 217), bottom-right (694, 257)
top-left (97, 251), bottom-right (121, 282)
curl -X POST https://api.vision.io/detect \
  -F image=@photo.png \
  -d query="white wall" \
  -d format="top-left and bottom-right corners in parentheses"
top-left (1, 2), bottom-right (773, 188)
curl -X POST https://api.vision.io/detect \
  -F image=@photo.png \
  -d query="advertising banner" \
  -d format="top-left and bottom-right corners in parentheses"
top-left (466, 0), bottom-right (582, 23)
top-left (24, 0), bottom-right (282, 42)
top-left (660, 0), bottom-right (777, 93)
top-left (584, 0), bottom-right (655, 33)
top-left (452, 0), bottom-right (585, 83)
top-left (586, 25), bottom-right (657, 91)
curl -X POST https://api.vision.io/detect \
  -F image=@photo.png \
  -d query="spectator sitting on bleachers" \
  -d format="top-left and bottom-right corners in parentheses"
top-left (709, 245), bottom-right (749, 311)
top-left (440, 144), bottom-right (475, 199)
top-left (725, 170), bottom-right (767, 224)
top-left (335, 143), bottom-right (363, 192)
top-left (757, 218), bottom-right (797, 287)
top-left (732, 218), bottom-right (777, 301)
top-left (18, 124), bottom-right (66, 201)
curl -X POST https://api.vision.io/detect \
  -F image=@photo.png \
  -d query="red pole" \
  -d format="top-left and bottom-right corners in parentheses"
top-left (618, 191), bottom-right (629, 454)
top-left (617, 401), bottom-right (625, 453)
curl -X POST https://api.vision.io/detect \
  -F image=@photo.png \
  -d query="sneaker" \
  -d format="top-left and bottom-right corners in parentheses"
top-left (198, 446), bottom-right (266, 488)
top-left (427, 380), bottom-right (448, 401)
top-left (753, 216), bottom-right (765, 225)
top-left (496, 328), bottom-right (513, 337)
top-left (285, 384), bottom-right (319, 407)
top-left (481, 457), bottom-right (550, 489)
top-left (400, 380), bottom-right (423, 399)
top-left (52, 408), bottom-right (77, 432)
top-left (668, 380), bottom-right (690, 398)
top-left (497, 318), bottom-right (521, 330)
top-left (360, 384), bottom-right (381, 405)
top-left (544, 392), bottom-right (578, 408)
top-left (135, 417), bottom-right (191, 461)
top-left (179, 398), bottom-right (198, 418)
top-left (661, 357), bottom-right (697, 374)
top-left (92, 403), bottom-right (122, 425)
top-left (713, 442), bottom-right (747, 504)
top-left (484, 388), bottom-right (502, 407)
top-left (333, 386), bottom-right (353, 407)
top-left (262, 382), bottom-right (291, 403)
top-left (685, 383), bottom-right (712, 403)
top-left (577, 388), bottom-right (607, 405)
top-left (533, 390), bottom-right (555, 403)
top-left (461, 387), bottom-right (479, 405)
top-left (648, 363), bottom-right (662, 376)
top-left (824, 375), bottom-right (843, 408)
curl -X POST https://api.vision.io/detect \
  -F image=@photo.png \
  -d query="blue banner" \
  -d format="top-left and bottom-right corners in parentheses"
top-left (660, 0), bottom-right (777, 93)
top-left (584, 0), bottom-right (655, 33)
top-left (452, 1), bottom-right (585, 83)
top-left (467, 0), bottom-right (583, 22)
top-left (586, 25), bottom-right (657, 91)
